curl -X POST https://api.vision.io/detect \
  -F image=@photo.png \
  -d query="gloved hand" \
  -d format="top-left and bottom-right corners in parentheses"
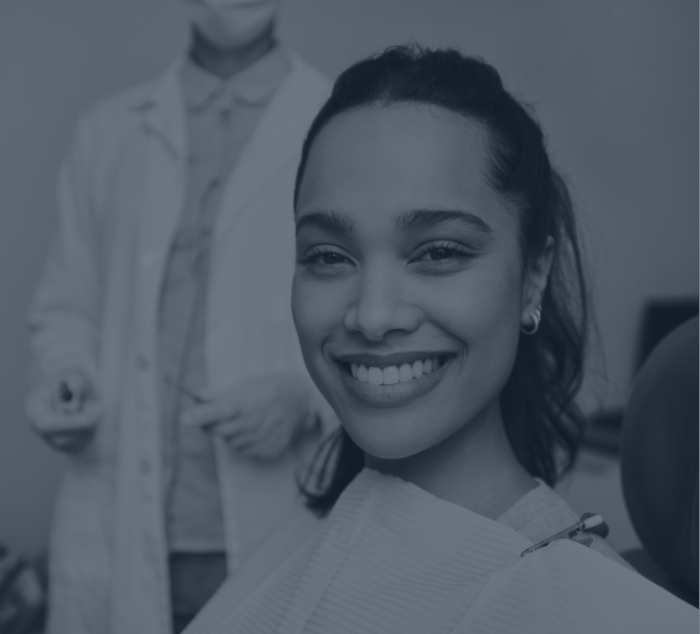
top-left (180, 373), bottom-right (321, 461)
top-left (25, 368), bottom-right (101, 454)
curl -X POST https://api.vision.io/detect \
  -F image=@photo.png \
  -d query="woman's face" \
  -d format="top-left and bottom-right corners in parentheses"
top-left (293, 104), bottom-right (543, 460)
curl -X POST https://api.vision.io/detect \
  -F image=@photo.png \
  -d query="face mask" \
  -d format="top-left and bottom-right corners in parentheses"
top-left (182, 0), bottom-right (281, 49)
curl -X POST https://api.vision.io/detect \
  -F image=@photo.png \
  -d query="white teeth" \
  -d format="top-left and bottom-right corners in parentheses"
top-left (350, 357), bottom-right (446, 385)
top-left (383, 366), bottom-right (400, 385)
top-left (399, 364), bottom-right (413, 382)
top-left (367, 367), bottom-right (384, 385)
top-left (411, 360), bottom-right (423, 379)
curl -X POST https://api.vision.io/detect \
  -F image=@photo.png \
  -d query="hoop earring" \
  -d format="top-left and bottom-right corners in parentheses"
top-left (521, 305), bottom-right (542, 336)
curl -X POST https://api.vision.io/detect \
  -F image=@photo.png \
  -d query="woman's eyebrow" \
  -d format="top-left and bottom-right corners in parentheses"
top-left (295, 211), bottom-right (355, 237)
top-left (396, 209), bottom-right (493, 234)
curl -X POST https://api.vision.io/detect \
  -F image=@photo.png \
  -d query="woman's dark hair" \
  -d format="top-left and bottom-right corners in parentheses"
top-left (297, 45), bottom-right (589, 516)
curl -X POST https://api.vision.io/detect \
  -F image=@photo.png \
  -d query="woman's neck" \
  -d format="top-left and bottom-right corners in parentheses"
top-left (366, 402), bottom-right (537, 520)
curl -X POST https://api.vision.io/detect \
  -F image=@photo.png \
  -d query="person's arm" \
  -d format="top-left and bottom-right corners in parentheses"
top-left (26, 113), bottom-right (103, 451)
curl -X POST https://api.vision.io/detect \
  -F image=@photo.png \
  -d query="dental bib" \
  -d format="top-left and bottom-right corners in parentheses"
top-left (190, 469), bottom-right (697, 634)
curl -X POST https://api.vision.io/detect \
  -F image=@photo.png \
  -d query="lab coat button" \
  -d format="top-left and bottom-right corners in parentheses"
top-left (137, 354), bottom-right (149, 370)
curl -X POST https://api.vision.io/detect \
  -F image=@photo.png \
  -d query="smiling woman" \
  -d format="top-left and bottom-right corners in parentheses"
top-left (293, 47), bottom-right (586, 515)
top-left (188, 45), bottom-right (697, 634)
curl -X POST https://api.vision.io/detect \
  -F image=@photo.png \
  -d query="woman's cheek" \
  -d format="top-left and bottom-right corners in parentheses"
top-left (292, 276), bottom-right (318, 345)
top-left (293, 275), bottom-right (342, 352)
top-left (429, 261), bottom-right (521, 377)
top-left (414, 268), bottom-right (500, 337)
top-left (467, 266), bottom-right (524, 380)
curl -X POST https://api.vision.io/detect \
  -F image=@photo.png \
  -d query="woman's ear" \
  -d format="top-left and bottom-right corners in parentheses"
top-left (521, 236), bottom-right (554, 325)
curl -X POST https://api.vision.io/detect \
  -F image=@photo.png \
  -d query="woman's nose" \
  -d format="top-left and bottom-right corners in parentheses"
top-left (343, 271), bottom-right (422, 342)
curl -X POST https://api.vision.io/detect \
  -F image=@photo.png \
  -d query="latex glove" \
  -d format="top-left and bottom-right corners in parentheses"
top-left (181, 373), bottom-right (318, 460)
top-left (26, 368), bottom-right (101, 453)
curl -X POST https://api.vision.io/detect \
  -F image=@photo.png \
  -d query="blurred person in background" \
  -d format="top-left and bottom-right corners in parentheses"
top-left (24, 1), bottom-right (333, 633)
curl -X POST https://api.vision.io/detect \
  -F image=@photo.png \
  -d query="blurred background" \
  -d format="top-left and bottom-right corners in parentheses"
top-left (0, 0), bottom-right (697, 558)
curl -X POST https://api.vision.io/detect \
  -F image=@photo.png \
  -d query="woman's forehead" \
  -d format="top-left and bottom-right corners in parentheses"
top-left (309, 104), bottom-right (489, 175)
top-left (297, 104), bottom-right (506, 226)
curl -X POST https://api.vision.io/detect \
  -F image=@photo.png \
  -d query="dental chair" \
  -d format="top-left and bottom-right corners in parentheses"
top-left (620, 316), bottom-right (698, 606)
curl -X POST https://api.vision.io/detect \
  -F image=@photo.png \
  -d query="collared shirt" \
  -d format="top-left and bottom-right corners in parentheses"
top-left (158, 45), bottom-right (290, 553)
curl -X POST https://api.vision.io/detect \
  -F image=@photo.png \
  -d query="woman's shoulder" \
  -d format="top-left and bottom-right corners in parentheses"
top-left (457, 537), bottom-right (698, 634)
top-left (497, 478), bottom-right (633, 570)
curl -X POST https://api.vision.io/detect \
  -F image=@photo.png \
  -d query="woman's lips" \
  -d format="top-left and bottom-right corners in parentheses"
top-left (334, 354), bottom-right (455, 407)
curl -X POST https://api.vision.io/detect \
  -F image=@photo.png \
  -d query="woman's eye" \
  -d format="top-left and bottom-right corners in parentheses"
top-left (423, 246), bottom-right (456, 261)
top-left (413, 242), bottom-right (474, 266)
top-left (317, 252), bottom-right (347, 265)
top-left (299, 247), bottom-right (354, 275)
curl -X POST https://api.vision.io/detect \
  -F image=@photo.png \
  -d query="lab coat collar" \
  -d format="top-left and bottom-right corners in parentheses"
top-left (181, 44), bottom-right (290, 110)
top-left (212, 49), bottom-right (327, 221)
top-left (136, 56), bottom-right (188, 159)
top-left (133, 47), bottom-right (313, 173)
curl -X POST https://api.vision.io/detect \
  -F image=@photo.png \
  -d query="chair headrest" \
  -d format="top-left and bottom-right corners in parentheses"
top-left (621, 316), bottom-right (698, 595)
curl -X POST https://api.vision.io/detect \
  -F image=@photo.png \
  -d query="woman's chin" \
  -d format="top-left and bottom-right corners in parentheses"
top-left (343, 423), bottom-right (429, 462)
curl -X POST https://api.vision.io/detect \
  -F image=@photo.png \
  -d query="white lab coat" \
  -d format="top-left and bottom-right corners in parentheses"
top-left (28, 51), bottom-right (332, 634)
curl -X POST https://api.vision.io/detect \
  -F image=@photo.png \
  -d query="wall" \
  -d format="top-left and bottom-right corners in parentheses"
top-left (0, 0), bottom-right (696, 553)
